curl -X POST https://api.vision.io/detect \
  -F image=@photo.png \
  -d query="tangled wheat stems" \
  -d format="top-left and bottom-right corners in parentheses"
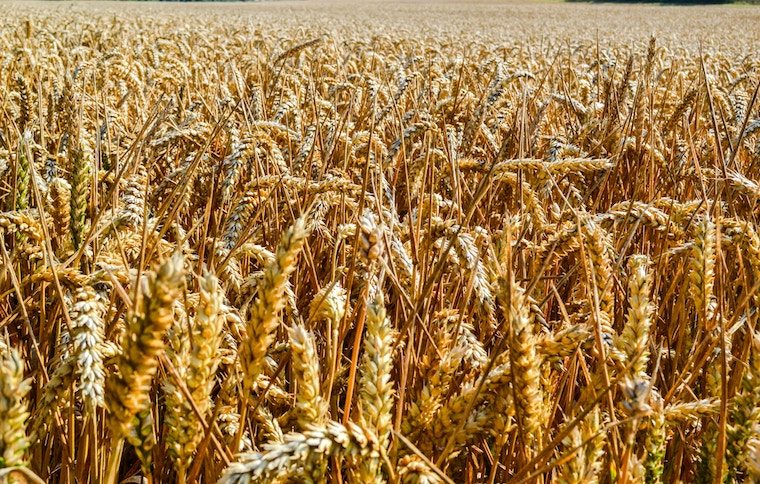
top-left (0, 3), bottom-right (760, 482)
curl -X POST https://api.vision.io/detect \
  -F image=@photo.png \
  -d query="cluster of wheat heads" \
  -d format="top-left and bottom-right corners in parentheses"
top-left (0, 7), bottom-right (760, 484)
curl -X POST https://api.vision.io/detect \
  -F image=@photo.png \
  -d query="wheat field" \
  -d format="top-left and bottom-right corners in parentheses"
top-left (0, 1), bottom-right (759, 482)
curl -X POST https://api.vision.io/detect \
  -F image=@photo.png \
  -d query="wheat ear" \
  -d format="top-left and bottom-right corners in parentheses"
top-left (69, 134), bottom-right (92, 250)
top-left (239, 217), bottom-right (308, 392)
top-left (0, 347), bottom-right (32, 468)
top-left (105, 253), bottom-right (184, 483)
top-left (688, 217), bottom-right (716, 328)
top-left (165, 271), bottom-right (224, 480)
top-left (288, 323), bottom-right (328, 429)
top-left (618, 255), bottom-right (654, 379)
top-left (357, 291), bottom-right (396, 482)
top-left (70, 286), bottom-right (106, 413)
top-left (219, 421), bottom-right (378, 484)
top-left (498, 274), bottom-right (544, 452)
